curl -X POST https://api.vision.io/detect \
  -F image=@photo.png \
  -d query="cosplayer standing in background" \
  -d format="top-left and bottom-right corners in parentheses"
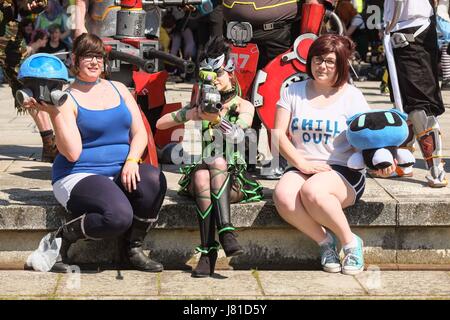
top-left (23, 33), bottom-right (167, 272)
top-left (273, 35), bottom-right (395, 275)
top-left (0, 0), bottom-right (59, 162)
top-left (157, 36), bottom-right (263, 277)
top-left (383, 0), bottom-right (447, 187)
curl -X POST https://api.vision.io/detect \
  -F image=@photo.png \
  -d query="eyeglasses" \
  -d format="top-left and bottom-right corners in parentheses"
top-left (81, 54), bottom-right (104, 63)
top-left (215, 68), bottom-right (226, 77)
top-left (312, 56), bottom-right (336, 68)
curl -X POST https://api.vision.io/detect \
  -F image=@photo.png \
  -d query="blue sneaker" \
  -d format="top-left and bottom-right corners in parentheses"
top-left (342, 235), bottom-right (364, 275)
top-left (319, 233), bottom-right (341, 273)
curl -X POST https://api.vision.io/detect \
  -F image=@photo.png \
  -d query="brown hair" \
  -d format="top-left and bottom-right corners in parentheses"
top-left (31, 29), bottom-right (48, 42)
top-left (71, 33), bottom-right (106, 75)
top-left (335, 0), bottom-right (357, 28)
top-left (306, 34), bottom-right (355, 88)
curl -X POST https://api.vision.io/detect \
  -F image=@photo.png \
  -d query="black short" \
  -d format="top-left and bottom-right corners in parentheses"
top-left (284, 165), bottom-right (366, 203)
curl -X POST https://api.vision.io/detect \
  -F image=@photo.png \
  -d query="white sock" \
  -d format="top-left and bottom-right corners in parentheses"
top-left (318, 232), bottom-right (333, 247)
top-left (343, 234), bottom-right (358, 251)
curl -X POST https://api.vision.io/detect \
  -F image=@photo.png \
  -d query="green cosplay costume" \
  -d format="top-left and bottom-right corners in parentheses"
top-left (178, 95), bottom-right (263, 203)
top-left (178, 94), bottom-right (263, 251)
top-left (172, 53), bottom-right (263, 276)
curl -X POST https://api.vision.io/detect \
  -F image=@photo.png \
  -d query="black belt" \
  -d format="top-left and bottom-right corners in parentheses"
top-left (254, 20), bottom-right (292, 31)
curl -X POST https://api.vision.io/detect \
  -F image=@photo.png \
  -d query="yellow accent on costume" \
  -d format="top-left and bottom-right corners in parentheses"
top-left (223, 0), bottom-right (300, 11)
top-left (91, 5), bottom-right (121, 21)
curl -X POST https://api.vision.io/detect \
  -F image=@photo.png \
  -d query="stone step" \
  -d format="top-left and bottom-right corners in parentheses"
top-left (1, 164), bottom-right (450, 270)
top-left (1, 82), bottom-right (450, 270)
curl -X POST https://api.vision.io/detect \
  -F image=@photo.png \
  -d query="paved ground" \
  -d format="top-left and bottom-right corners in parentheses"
top-left (1, 270), bottom-right (450, 300)
top-left (0, 81), bottom-right (450, 300)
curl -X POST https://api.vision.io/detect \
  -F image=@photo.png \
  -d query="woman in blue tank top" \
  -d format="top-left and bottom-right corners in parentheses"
top-left (23, 33), bottom-right (167, 273)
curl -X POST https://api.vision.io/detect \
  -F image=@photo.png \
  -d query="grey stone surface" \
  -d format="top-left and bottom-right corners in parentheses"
top-left (396, 228), bottom-right (450, 264)
top-left (56, 271), bottom-right (159, 297)
top-left (159, 270), bottom-right (262, 296)
top-left (0, 228), bottom-right (402, 269)
top-left (352, 227), bottom-right (397, 264)
top-left (0, 160), bottom-right (13, 172)
top-left (0, 206), bottom-right (63, 230)
top-left (0, 271), bottom-right (58, 296)
top-left (354, 271), bottom-right (450, 296)
top-left (258, 271), bottom-right (366, 296)
top-left (0, 269), bottom-right (449, 299)
top-left (398, 202), bottom-right (450, 226)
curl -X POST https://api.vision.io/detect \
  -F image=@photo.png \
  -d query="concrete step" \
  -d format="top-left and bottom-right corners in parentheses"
top-left (1, 162), bottom-right (450, 270)
top-left (1, 82), bottom-right (450, 271)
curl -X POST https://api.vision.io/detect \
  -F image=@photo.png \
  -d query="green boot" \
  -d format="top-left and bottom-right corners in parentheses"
top-left (192, 204), bottom-right (219, 277)
top-left (212, 176), bottom-right (243, 257)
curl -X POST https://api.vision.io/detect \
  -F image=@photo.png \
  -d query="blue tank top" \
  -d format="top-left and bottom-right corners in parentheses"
top-left (52, 81), bottom-right (132, 183)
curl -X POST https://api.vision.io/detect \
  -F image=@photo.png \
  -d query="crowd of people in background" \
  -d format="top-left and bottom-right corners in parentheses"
top-left (1, 0), bottom-right (449, 94)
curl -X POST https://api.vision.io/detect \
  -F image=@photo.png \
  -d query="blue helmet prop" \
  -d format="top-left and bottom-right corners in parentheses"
top-left (17, 53), bottom-right (69, 107)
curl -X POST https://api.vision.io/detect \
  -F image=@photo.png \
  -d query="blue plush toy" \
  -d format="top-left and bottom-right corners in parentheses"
top-left (346, 109), bottom-right (415, 171)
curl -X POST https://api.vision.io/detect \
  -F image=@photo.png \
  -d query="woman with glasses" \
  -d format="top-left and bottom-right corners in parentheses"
top-left (23, 33), bottom-right (167, 273)
top-left (272, 34), bottom-right (395, 275)
top-left (156, 36), bottom-right (263, 277)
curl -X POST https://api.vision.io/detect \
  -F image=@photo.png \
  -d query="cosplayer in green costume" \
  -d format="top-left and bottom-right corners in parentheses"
top-left (156, 36), bottom-right (263, 277)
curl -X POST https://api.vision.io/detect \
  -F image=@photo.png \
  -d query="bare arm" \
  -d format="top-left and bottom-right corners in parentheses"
top-left (235, 98), bottom-right (255, 129)
top-left (74, 0), bottom-right (88, 38)
top-left (156, 105), bottom-right (199, 130)
top-left (115, 81), bottom-right (149, 192)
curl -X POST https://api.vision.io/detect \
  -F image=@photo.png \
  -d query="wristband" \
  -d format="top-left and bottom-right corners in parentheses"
top-left (179, 108), bottom-right (188, 122)
top-left (126, 158), bottom-right (142, 164)
top-left (171, 112), bottom-right (182, 123)
top-left (171, 108), bottom-right (188, 123)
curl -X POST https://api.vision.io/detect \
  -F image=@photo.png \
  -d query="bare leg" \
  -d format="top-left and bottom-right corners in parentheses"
top-left (300, 171), bottom-right (356, 246)
top-left (273, 171), bottom-right (327, 244)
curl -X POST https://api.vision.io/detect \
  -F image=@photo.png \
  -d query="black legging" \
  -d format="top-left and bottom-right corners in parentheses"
top-left (66, 164), bottom-right (167, 239)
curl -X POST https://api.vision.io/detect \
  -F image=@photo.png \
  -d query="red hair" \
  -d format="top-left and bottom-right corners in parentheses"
top-left (335, 0), bottom-right (357, 27)
top-left (306, 34), bottom-right (355, 88)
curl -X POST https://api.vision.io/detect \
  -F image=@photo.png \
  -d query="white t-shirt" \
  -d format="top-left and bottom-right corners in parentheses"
top-left (277, 80), bottom-right (371, 167)
top-left (350, 14), bottom-right (366, 30)
top-left (384, 0), bottom-right (433, 31)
